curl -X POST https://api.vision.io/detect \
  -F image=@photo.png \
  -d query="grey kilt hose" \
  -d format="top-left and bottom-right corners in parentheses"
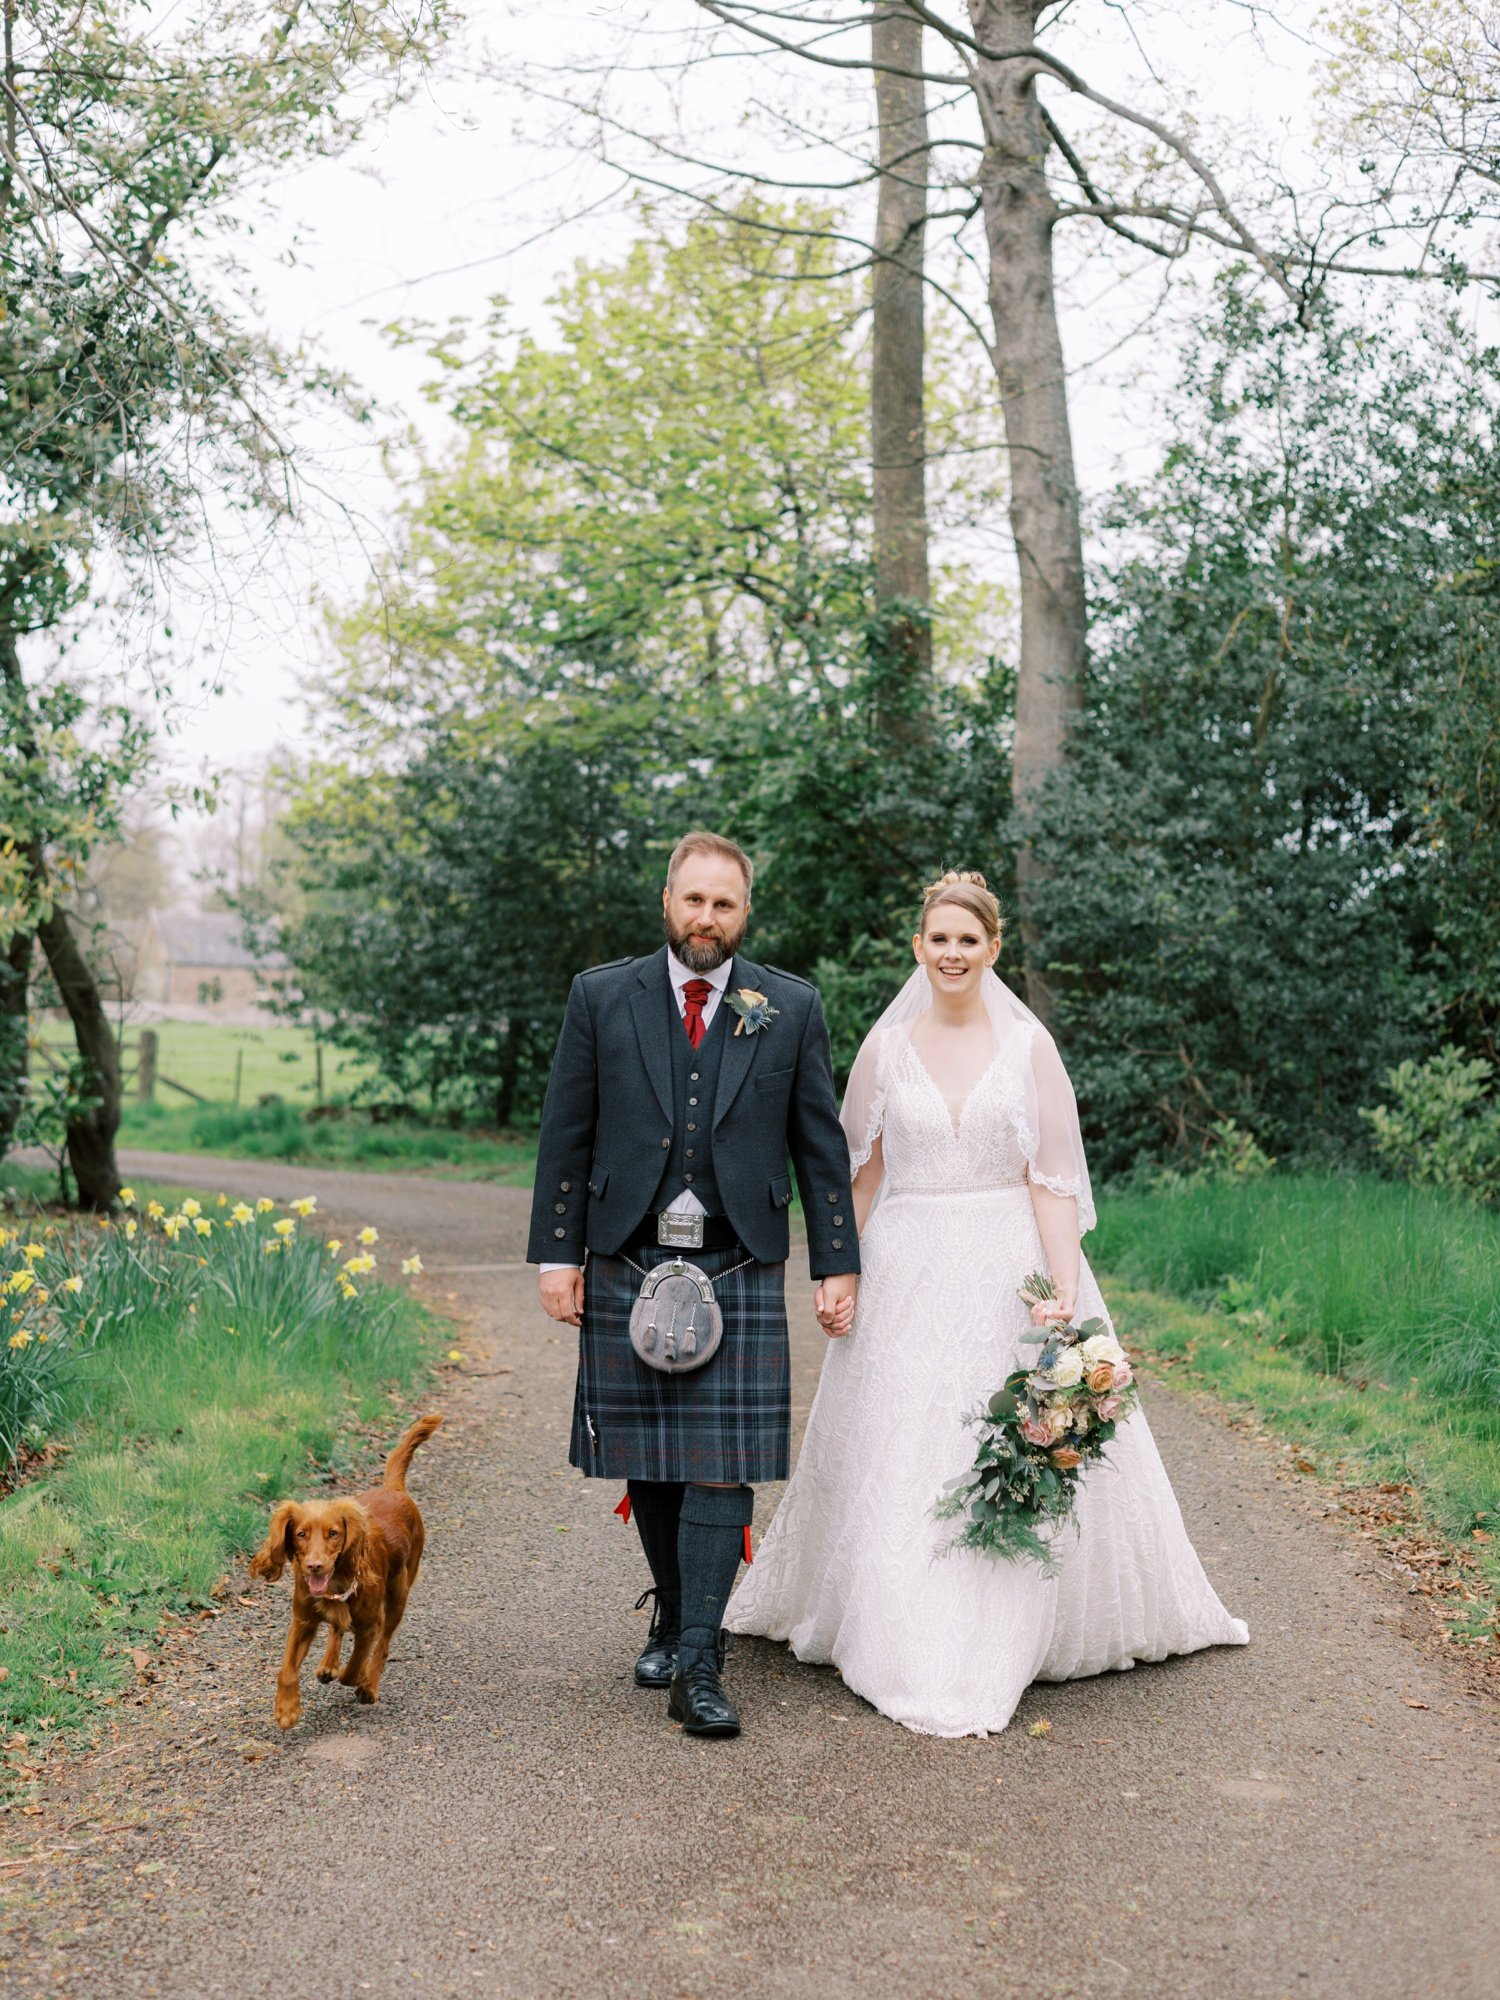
top-left (570, 1239), bottom-right (791, 1484)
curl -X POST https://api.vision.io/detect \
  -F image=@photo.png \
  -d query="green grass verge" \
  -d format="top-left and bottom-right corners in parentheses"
top-left (115, 1100), bottom-right (539, 1182)
top-left (0, 1192), bottom-right (435, 1790)
top-left (1105, 1281), bottom-right (1500, 1642)
top-left (1095, 1170), bottom-right (1500, 1645)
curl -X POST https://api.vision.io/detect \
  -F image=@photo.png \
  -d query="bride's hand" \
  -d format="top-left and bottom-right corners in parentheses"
top-left (1030, 1289), bottom-right (1075, 1328)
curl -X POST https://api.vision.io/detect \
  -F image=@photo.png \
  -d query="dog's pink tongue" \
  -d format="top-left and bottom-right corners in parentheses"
top-left (307, 1574), bottom-right (330, 1595)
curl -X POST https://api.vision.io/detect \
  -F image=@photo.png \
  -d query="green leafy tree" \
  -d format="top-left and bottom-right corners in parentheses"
top-left (274, 206), bottom-right (1011, 1108)
top-left (0, 0), bottom-right (449, 1201)
top-left (1033, 292), bottom-right (1500, 1170)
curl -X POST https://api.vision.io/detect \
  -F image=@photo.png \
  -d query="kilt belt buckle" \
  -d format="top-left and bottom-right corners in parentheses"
top-left (656, 1210), bottom-right (704, 1249)
top-left (629, 1258), bottom-right (724, 1375)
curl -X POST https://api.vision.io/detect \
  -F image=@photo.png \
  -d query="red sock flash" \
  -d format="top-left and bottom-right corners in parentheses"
top-left (614, 1492), bottom-right (631, 1525)
top-left (743, 1527), bottom-right (754, 1565)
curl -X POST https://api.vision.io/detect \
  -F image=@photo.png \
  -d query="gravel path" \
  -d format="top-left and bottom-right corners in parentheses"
top-left (3, 1150), bottom-right (1498, 2000)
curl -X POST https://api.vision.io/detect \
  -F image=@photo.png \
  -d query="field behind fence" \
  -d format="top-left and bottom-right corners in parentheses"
top-left (36, 1017), bottom-right (375, 1108)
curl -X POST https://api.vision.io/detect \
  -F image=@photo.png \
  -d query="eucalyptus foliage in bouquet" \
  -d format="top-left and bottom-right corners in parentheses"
top-left (935, 1272), bottom-right (1139, 1569)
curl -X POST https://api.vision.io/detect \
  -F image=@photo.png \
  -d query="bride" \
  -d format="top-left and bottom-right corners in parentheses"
top-left (727, 870), bottom-right (1248, 1737)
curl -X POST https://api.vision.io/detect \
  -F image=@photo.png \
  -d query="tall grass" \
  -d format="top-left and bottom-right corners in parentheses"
top-left (1094, 1173), bottom-right (1500, 1405)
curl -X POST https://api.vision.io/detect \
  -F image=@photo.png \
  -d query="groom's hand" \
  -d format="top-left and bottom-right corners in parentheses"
top-left (814, 1272), bottom-right (858, 1339)
top-left (540, 1267), bottom-right (585, 1327)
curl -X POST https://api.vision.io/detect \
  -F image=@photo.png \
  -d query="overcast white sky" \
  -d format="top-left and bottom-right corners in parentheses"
top-left (105, 0), bottom-right (1355, 811)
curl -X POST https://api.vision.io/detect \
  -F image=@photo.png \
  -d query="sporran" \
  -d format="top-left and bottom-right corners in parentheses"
top-left (627, 1257), bottom-right (727, 1374)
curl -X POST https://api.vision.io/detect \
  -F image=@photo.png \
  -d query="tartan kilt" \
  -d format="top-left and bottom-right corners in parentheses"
top-left (570, 1239), bottom-right (790, 1484)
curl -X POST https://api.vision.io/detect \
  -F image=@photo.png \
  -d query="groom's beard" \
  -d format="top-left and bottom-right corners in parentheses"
top-left (665, 913), bottom-right (747, 974)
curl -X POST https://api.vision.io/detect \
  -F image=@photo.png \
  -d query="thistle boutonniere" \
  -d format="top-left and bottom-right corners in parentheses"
top-left (727, 988), bottom-right (780, 1037)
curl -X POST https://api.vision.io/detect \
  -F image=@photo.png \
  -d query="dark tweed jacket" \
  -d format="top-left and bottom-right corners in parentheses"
top-left (527, 947), bottom-right (860, 1279)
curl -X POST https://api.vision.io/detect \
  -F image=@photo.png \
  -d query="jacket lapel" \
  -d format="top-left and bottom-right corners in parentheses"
top-left (713, 956), bottom-right (763, 1129)
top-left (630, 948), bottom-right (675, 1124)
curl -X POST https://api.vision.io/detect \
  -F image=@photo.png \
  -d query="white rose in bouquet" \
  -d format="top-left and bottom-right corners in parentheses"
top-left (1045, 1346), bottom-right (1086, 1388)
top-left (1080, 1331), bottom-right (1125, 1365)
top-left (1046, 1405), bottom-right (1072, 1439)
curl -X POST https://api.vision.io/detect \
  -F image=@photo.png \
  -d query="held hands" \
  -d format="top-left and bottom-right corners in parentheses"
top-left (539, 1267), bottom-right (585, 1328)
top-left (815, 1272), bottom-right (858, 1339)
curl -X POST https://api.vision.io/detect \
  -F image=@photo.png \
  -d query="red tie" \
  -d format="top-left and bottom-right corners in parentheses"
top-left (682, 978), bottom-right (712, 1049)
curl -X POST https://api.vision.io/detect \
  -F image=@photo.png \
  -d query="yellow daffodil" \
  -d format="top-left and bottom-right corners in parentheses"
top-left (291, 1196), bottom-right (318, 1217)
top-left (8, 1269), bottom-right (36, 1295)
top-left (147, 1201), bottom-right (165, 1220)
top-left (256, 1198), bottom-right (275, 1214)
top-left (162, 1215), bottom-right (186, 1240)
top-left (21, 1242), bottom-right (46, 1262)
top-left (180, 1199), bottom-right (201, 1220)
top-left (401, 1254), bottom-right (423, 1276)
top-left (326, 1239), bottom-right (342, 1256)
top-left (217, 1193), bottom-right (228, 1206)
top-left (0, 1229), bottom-right (10, 1247)
top-left (342, 1254), bottom-right (376, 1276)
top-left (124, 1219), bottom-right (138, 1240)
top-left (119, 1187), bottom-right (136, 1206)
top-left (231, 1203), bottom-right (254, 1225)
top-left (357, 1226), bottom-right (378, 1246)
top-left (339, 1281), bottom-right (357, 1300)
top-left (273, 1218), bottom-right (296, 1238)
top-left (226, 1325), bottom-right (238, 1337)
top-left (33, 1288), bottom-right (48, 1304)
top-left (8, 1329), bottom-right (31, 1349)
top-left (263, 1240), bottom-right (281, 1255)
top-left (194, 1218), bottom-right (213, 1238)
top-left (61, 1275), bottom-right (83, 1294)
top-left (38, 1331), bottom-right (49, 1344)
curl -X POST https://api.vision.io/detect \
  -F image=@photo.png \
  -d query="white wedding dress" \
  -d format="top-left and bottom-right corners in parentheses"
top-left (727, 1024), bottom-right (1249, 1738)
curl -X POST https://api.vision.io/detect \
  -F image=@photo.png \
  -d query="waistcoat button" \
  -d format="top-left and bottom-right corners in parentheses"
top-left (554, 1202), bottom-right (566, 1214)
top-left (553, 1227), bottom-right (566, 1239)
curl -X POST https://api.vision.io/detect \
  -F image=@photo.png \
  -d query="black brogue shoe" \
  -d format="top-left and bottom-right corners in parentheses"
top-left (667, 1632), bottom-right (740, 1738)
top-left (633, 1588), bottom-right (681, 1689)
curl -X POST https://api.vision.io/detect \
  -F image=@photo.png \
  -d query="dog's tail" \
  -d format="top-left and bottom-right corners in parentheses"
top-left (383, 1413), bottom-right (443, 1491)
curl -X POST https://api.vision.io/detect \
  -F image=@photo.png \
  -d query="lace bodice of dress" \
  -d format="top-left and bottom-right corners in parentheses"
top-left (877, 1034), bottom-right (1034, 1195)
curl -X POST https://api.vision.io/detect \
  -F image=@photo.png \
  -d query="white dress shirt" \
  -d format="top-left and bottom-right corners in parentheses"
top-left (540, 951), bottom-right (735, 1270)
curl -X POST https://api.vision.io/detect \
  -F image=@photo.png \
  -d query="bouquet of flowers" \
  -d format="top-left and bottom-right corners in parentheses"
top-left (935, 1271), bottom-right (1139, 1569)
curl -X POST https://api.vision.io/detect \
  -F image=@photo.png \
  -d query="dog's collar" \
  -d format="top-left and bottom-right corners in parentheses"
top-left (304, 1576), bottom-right (358, 1602)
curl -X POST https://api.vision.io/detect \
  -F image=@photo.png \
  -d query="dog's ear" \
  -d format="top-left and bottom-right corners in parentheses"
top-left (336, 1500), bottom-right (371, 1582)
top-left (250, 1501), bottom-right (299, 1583)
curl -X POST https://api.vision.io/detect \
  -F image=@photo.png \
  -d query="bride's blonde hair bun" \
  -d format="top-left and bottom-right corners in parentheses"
top-left (919, 869), bottom-right (1002, 943)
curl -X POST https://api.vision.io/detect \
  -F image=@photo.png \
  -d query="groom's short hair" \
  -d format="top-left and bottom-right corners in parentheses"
top-left (666, 831), bottom-right (754, 897)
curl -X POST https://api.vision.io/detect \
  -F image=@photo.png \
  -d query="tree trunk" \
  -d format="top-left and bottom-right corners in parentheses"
top-left (969, 0), bottom-right (1087, 1022)
top-left (35, 904), bottom-right (122, 1208)
top-left (870, 1), bottom-right (932, 729)
top-left (0, 926), bottom-right (31, 1158)
top-left (0, 630), bottom-right (122, 1205)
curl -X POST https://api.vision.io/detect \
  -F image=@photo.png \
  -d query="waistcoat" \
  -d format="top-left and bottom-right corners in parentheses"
top-left (650, 985), bottom-right (728, 1216)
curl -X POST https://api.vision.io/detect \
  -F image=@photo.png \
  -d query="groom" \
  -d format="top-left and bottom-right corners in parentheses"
top-left (529, 831), bottom-right (859, 1739)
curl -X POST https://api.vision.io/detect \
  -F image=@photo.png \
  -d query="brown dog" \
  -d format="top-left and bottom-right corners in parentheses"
top-left (250, 1413), bottom-right (443, 1729)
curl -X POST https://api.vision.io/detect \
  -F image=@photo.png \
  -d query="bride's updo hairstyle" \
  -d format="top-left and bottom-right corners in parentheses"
top-left (918, 869), bottom-right (1002, 945)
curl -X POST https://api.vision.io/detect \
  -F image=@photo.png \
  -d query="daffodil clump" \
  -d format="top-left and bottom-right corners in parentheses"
top-left (0, 1189), bottom-right (424, 1475)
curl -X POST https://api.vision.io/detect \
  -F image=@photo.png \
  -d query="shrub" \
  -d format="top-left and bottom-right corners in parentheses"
top-left (1360, 1048), bottom-right (1500, 1203)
